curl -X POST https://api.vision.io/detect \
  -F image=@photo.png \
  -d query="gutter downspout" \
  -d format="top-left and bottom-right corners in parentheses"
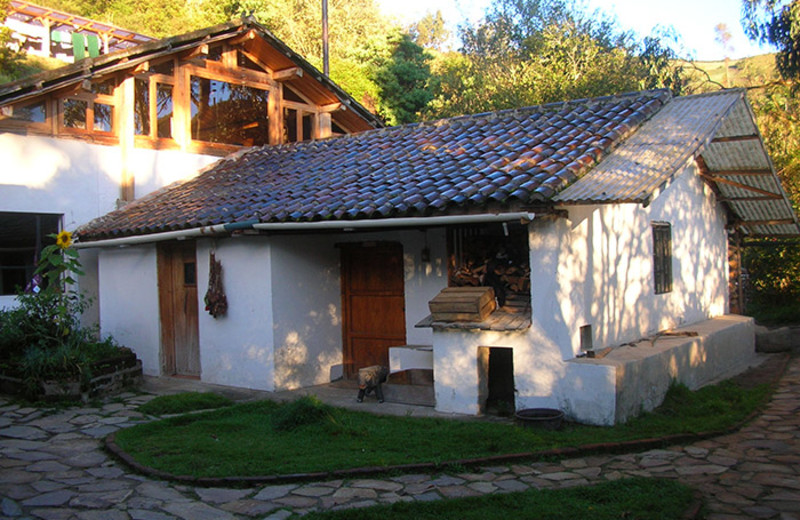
top-left (74, 213), bottom-right (536, 249)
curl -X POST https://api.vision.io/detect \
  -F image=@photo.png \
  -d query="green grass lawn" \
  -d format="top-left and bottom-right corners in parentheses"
top-left (113, 378), bottom-right (771, 479)
top-left (300, 477), bottom-right (695, 520)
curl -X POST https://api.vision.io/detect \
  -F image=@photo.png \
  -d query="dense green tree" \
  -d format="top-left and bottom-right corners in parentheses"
top-left (743, 0), bottom-right (800, 78)
top-left (0, 0), bottom-right (23, 77)
top-left (409, 10), bottom-right (449, 50)
top-left (426, 0), bottom-right (686, 118)
top-left (373, 33), bottom-right (433, 124)
top-left (32, 0), bottom-right (395, 111)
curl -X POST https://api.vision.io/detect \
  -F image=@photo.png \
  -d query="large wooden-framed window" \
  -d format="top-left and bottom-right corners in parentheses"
top-left (189, 72), bottom-right (270, 147)
top-left (652, 222), bottom-right (673, 294)
top-left (134, 59), bottom-right (176, 144)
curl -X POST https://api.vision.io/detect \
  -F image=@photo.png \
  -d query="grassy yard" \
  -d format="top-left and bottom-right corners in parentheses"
top-left (299, 477), bottom-right (695, 520)
top-left (113, 378), bottom-right (771, 479)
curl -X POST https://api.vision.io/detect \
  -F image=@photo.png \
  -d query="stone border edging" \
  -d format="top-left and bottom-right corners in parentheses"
top-left (104, 352), bottom-right (791, 489)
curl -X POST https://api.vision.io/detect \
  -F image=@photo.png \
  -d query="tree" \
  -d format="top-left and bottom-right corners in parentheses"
top-left (409, 10), bottom-right (449, 50)
top-left (426, 0), bottom-right (686, 119)
top-left (743, 0), bottom-right (800, 78)
top-left (373, 33), bottom-right (433, 124)
top-left (0, 0), bottom-right (23, 77)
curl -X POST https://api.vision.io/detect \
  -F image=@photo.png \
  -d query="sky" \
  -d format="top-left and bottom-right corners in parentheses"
top-left (377, 0), bottom-right (774, 61)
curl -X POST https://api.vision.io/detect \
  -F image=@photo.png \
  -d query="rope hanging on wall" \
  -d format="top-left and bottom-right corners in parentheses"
top-left (204, 251), bottom-right (228, 318)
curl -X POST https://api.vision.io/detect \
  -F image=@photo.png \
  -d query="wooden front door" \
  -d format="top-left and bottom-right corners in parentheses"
top-left (341, 242), bottom-right (407, 378)
top-left (157, 241), bottom-right (200, 378)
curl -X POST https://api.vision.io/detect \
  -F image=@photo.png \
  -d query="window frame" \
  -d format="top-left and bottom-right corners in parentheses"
top-left (652, 222), bottom-right (673, 295)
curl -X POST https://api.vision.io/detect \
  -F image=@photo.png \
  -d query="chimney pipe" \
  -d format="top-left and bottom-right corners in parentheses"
top-left (322, 0), bottom-right (329, 76)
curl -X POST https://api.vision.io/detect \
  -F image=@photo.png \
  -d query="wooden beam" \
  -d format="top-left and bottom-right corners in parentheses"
top-left (268, 82), bottom-right (282, 145)
top-left (718, 195), bottom-right (782, 202)
top-left (229, 29), bottom-right (256, 47)
top-left (710, 169), bottom-right (773, 176)
top-left (180, 44), bottom-right (208, 61)
top-left (119, 75), bottom-right (135, 203)
top-left (742, 219), bottom-right (797, 227)
top-left (701, 174), bottom-right (781, 198)
top-left (711, 134), bottom-right (760, 143)
top-left (317, 112), bottom-right (331, 139)
top-left (273, 67), bottom-right (303, 81)
top-left (318, 102), bottom-right (342, 113)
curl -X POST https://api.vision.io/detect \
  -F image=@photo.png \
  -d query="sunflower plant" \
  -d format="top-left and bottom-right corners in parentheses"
top-left (0, 230), bottom-right (123, 397)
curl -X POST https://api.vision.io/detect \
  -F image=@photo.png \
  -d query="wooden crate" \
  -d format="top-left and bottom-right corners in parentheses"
top-left (429, 287), bottom-right (496, 322)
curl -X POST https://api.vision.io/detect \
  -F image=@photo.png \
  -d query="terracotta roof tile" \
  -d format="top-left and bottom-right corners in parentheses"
top-left (77, 89), bottom-right (671, 240)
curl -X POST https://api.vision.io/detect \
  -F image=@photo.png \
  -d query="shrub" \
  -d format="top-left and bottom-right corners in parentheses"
top-left (0, 231), bottom-right (126, 397)
top-left (271, 395), bottom-right (337, 432)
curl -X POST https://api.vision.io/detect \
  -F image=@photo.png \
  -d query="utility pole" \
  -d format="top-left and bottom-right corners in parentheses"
top-left (322, 0), bottom-right (329, 76)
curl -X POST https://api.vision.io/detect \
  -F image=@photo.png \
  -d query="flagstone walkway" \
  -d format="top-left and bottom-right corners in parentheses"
top-left (2, 353), bottom-right (799, 520)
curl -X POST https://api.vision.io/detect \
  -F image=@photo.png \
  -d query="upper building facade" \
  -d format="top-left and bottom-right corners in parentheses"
top-left (0, 16), bottom-right (381, 307)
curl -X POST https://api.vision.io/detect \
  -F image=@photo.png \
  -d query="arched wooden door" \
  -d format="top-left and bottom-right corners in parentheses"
top-left (340, 242), bottom-right (406, 378)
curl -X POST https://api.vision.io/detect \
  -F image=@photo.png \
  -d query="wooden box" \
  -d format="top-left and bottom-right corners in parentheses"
top-left (429, 287), bottom-right (496, 322)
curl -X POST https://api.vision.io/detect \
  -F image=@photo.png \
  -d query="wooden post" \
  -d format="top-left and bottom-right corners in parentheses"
top-left (268, 82), bottom-right (282, 145)
top-left (318, 112), bottom-right (331, 139)
top-left (118, 76), bottom-right (136, 204)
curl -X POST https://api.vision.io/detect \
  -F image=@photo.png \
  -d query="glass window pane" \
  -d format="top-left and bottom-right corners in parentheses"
top-left (7, 100), bottom-right (46, 123)
top-left (156, 84), bottom-right (173, 138)
top-left (63, 99), bottom-right (87, 129)
top-left (94, 103), bottom-right (113, 132)
top-left (190, 76), bottom-right (269, 146)
top-left (134, 78), bottom-right (150, 135)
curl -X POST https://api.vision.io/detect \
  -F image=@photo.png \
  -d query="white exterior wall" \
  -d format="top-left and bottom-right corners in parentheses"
top-left (519, 162), bottom-right (729, 424)
top-left (196, 238), bottom-right (276, 391)
top-left (97, 245), bottom-right (161, 375)
top-left (268, 229), bottom-right (447, 390)
top-left (433, 163), bottom-right (731, 424)
top-left (0, 133), bottom-right (217, 312)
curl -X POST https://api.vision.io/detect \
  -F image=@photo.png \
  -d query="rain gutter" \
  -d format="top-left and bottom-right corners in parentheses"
top-left (74, 213), bottom-right (536, 249)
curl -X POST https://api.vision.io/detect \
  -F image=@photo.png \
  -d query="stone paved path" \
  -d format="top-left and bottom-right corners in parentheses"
top-left (2, 354), bottom-right (800, 520)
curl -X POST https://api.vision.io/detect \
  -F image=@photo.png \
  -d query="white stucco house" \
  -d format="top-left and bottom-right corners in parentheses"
top-left (0, 17), bottom-right (381, 314)
top-left (72, 87), bottom-right (799, 425)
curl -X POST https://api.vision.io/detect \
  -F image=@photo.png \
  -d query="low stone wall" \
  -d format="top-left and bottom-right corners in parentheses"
top-left (0, 350), bottom-right (143, 402)
top-left (572, 315), bottom-right (756, 424)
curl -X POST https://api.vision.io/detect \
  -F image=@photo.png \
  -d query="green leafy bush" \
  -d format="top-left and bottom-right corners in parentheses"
top-left (0, 231), bottom-right (125, 397)
top-left (271, 395), bottom-right (337, 432)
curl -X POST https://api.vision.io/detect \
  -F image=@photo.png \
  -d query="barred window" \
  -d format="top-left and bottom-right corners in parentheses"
top-left (652, 222), bottom-right (672, 294)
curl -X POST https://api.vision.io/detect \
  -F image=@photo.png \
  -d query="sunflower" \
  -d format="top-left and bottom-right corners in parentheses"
top-left (55, 230), bottom-right (73, 249)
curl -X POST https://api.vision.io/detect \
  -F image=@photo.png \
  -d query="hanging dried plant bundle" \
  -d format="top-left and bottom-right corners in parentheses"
top-left (204, 251), bottom-right (228, 318)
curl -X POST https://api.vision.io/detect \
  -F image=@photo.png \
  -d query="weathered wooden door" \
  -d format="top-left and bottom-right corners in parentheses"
top-left (157, 241), bottom-right (200, 378)
top-left (341, 242), bottom-right (407, 378)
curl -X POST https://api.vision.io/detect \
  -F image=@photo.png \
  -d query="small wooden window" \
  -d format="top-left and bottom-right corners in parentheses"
top-left (93, 103), bottom-right (113, 132)
top-left (2, 99), bottom-right (47, 123)
top-left (63, 98), bottom-right (88, 129)
top-left (135, 76), bottom-right (175, 139)
top-left (183, 261), bottom-right (196, 286)
top-left (652, 222), bottom-right (672, 294)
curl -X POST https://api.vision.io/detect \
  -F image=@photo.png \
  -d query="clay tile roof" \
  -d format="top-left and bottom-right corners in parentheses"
top-left (77, 89), bottom-right (672, 240)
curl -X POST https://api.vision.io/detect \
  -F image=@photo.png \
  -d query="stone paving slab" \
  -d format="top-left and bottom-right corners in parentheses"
top-left (0, 352), bottom-right (798, 519)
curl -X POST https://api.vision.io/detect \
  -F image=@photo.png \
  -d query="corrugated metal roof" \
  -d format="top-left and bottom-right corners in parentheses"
top-left (556, 89), bottom-right (800, 236)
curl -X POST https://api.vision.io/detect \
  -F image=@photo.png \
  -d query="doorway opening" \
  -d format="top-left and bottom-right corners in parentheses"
top-left (478, 346), bottom-right (515, 416)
